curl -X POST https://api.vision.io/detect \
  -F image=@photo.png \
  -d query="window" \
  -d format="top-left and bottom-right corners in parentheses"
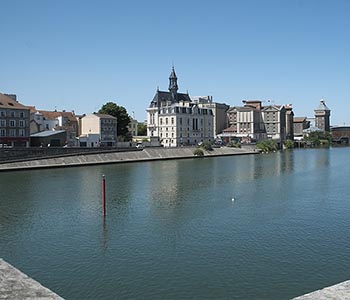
top-left (20, 112), bottom-right (25, 118)
top-left (160, 118), bottom-right (163, 125)
top-left (19, 129), bottom-right (25, 137)
top-left (9, 129), bottom-right (16, 137)
top-left (0, 129), bottom-right (5, 136)
top-left (166, 118), bottom-right (168, 125)
top-left (0, 111), bottom-right (5, 117)
top-left (171, 117), bottom-right (174, 125)
top-left (19, 120), bottom-right (25, 127)
top-left (10, 111), bottom-right (15, 117)
top-left (0, 120), bottom-right (5, 127)
top-left (9, 120), bottom-right (15, 127)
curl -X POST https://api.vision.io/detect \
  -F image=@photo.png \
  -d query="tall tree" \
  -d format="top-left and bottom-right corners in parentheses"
top-left (98, 102), bottom-right (131, 137)
top-left (137, 123), bottom-right (147, 136)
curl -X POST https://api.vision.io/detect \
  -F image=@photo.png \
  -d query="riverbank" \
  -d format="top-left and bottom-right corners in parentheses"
top-left (0, 146), bottom-right (258, 171)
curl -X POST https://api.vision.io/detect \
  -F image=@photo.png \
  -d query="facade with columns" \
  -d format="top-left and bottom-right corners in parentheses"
top-left (147, 68), bottom-right (214, 147)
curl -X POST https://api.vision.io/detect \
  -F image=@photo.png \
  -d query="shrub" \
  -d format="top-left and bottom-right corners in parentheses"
top-left (284, 139), bottom-right (294, 149)
top-left (193, 148), bottom-right (204, 156)
top-left (199, 141), bottom-right (213, 151)
top-left (257, 139), bottom-right (277, 153)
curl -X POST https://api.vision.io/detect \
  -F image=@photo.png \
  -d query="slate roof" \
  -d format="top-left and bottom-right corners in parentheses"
top-left (150, 90), bottom-right (191, 108)
top-left (0, 93), bottom-right (29, 110)
top-left (316, 100), bottom-right (330, 111)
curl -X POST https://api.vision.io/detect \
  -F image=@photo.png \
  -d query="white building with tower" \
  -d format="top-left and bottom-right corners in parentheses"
top-left (146, 67), bottom-right (214, 147)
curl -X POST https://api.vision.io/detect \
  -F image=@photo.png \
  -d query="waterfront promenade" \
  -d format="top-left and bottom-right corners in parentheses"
top-left (0, 146), bottom-right (258, 171)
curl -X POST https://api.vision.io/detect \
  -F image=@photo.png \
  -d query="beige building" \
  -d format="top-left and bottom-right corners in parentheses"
top-left (147, 68), bottom-right (214, 147)
top-left (128, 118), bottom-right (138, 137)
top-left (261, 105), bottom-right (287, 142)
top-left (223, 100), bottom-right (266, 143)
top-left (191, 96), bottom-right (229, 137)
top-left (0, 93), bottom-right (30, 147)
top-left (223, 100), bottom-right (292, 144)
top-left (80, 113), bottom-right (117, 147)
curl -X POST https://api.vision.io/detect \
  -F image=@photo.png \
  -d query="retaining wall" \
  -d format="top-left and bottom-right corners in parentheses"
top-left (0, 146), bottom-right (258, 171)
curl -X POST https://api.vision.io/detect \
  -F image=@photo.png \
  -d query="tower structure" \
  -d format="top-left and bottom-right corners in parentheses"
top-left (314, 99), bottom-right (331, 132)
top-left (168, 67), bottom-right (178, 102)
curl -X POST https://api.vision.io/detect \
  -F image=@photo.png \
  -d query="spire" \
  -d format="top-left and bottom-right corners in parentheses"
top-left (168, 66), bottom-right (178, 101)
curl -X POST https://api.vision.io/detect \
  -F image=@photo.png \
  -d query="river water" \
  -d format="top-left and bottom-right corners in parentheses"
top-left (1, 148), bottom-right (350, 299)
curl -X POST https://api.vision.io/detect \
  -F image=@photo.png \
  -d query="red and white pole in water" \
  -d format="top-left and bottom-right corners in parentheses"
top-left (102, 175), bottom-right (106, 216)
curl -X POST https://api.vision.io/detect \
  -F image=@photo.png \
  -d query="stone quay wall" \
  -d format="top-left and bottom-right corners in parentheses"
top-left (0, 146), bottom-right (259, 172)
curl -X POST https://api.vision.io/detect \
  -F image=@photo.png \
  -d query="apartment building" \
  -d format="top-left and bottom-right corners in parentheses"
top-left (0, 93), bottom-right (30, 147)
top-left (223, 100), bottom-right (266, 143)
top-left (80, 113), bottom-right (117, 146)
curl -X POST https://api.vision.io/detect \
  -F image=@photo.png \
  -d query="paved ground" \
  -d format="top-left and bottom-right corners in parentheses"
top-left (292, 280), bottom-right (350, 300)
top-left (0, 259), bottom-right (63, 300)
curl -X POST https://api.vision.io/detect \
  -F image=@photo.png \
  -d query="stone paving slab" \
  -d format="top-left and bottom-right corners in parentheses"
top-left (0, 259), bottom-right (63, 299)
top-left (293, 280), bottom-right (350, 300)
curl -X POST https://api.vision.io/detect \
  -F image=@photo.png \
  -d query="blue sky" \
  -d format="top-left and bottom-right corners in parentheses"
top-left (1, 0), bottom-right (350, 125)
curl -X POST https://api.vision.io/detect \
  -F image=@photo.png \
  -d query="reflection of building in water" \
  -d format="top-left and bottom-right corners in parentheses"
top-left (147, 161), bottom-right (182, 207)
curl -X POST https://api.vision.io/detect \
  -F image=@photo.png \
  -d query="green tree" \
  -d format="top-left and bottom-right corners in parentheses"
top-left (98, 102), bottom-right (131, 137)
top-left (303, 131), bottom-right (332, 146)
top-left (137, 123), bottom-right (147, 136)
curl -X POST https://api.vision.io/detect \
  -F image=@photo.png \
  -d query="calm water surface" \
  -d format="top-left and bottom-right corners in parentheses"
top-left (1, 148), bottom-right (350, 299)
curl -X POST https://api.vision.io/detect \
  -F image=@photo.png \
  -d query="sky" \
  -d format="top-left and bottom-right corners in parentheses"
top-left (1, 0), bottom-right (350, 125)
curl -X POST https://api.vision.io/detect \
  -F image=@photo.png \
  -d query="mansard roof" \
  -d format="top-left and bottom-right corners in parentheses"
top-left (149, 90), bottom-right (191, 108)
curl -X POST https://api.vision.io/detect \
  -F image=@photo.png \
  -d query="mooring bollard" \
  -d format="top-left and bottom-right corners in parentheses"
top-left (102, 174), bottom-right (106, 216)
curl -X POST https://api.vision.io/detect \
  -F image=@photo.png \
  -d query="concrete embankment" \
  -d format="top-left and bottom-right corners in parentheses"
top-left (292, 280), bottom-right (350, 299)
top-left (0, 146), bottom-right (258, 171)
top-left (0, 258), bottom-right (64, 299)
